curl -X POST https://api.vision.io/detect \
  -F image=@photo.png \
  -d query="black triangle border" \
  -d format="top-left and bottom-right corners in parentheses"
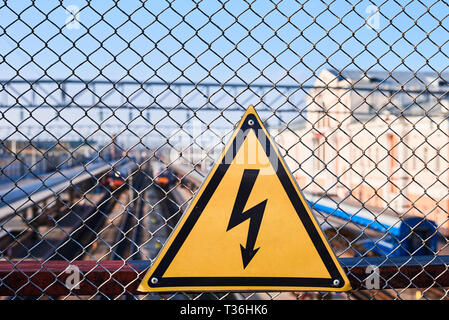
top-left (146, 112), bottom-right (345, 290)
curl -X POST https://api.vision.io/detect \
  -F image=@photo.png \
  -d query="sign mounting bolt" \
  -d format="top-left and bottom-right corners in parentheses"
top-left (333, 279), bottom-right (340, 287)
top-left (151, 277), bottom-right (158, 284)
top-left (248, 119), bottom-right (254, 126)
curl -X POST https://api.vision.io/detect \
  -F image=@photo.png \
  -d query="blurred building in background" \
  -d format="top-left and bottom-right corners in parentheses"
top-left (277, 69), bottom-right (449, 234)
top-left (0, 139), bottom-right (109, 183)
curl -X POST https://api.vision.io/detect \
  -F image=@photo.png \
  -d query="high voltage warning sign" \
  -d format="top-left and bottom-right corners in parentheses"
top-left (138, 106), bottom-right (351, 292)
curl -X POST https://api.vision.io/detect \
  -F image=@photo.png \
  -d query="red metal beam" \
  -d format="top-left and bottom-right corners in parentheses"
top-left (0, 256), bottom-right (448, 297)
top-left (0, 260), bottom-right (145, 297)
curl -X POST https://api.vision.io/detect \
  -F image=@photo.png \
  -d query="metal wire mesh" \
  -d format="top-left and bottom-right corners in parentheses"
top-left (1, 0), bottom-right (449, 300)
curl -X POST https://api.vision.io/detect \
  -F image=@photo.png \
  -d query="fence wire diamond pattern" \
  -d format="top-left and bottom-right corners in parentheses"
top-left (0, 0), bottom-right (448, 300)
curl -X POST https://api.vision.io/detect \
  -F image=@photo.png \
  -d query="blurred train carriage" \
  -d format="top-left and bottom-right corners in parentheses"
top-left (308, 194), bottom-right (439, 257)
top-left (102, 161), bottom-right (137, 191)
top-left (150, 161), bottom-right (178, 188)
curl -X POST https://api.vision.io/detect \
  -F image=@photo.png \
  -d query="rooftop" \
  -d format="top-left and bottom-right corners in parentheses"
top-left (328, 69), bottom-right (449, 90)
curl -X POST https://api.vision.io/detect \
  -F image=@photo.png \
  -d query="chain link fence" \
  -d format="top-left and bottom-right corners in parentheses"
top-left (1, 0), bottom-right (449, 300)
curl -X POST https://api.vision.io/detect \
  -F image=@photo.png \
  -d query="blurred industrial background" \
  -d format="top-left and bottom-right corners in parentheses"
top-left (1, 0), bottom-right (449, 300)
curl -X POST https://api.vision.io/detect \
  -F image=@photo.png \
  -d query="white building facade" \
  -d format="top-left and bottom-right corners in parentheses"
top-left (276, 69), bottom-right (449, 234)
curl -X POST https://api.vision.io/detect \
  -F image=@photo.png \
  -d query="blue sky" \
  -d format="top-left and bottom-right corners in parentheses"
top-left (1, 0), bottom-right (448, 148)
top-left (2, 0), bottom-right (448, 83)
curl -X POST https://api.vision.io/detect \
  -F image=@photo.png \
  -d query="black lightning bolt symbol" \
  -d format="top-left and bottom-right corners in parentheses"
top-left (226, 169), bottom-right (268, 269)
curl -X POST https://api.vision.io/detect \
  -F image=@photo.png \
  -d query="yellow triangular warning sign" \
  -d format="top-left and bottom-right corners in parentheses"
top-left (138, 106), bottom-right (351, 292)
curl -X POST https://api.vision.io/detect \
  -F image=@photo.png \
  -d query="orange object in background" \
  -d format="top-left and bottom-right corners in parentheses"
top-left (156, 177), bottom-right (169, 185)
